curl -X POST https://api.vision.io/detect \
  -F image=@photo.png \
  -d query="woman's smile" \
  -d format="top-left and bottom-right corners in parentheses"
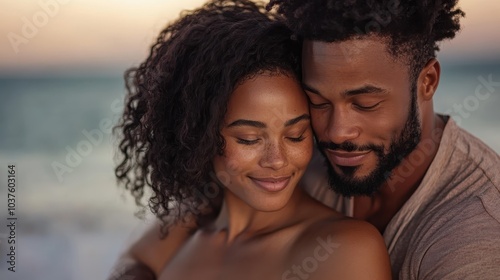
top-left (248, 175), bottom-right (292, 192)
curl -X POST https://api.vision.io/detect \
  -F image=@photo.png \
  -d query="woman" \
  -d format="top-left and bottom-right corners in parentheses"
top-left (113, 0), bottom-right (391, 279)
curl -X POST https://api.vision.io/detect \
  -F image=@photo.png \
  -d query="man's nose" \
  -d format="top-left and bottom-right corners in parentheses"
top-left (325, 107), bottom-right (360, 145)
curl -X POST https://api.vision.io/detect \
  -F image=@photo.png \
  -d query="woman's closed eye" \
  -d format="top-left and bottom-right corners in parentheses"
top-left (236, 137), bottom-right (260, 145)
top-left (236, 134), bottom-right (307, 145)
top-left (286, 126), bottom-right (310, 143)
top-left (287, 134), bottom-right (306, 142)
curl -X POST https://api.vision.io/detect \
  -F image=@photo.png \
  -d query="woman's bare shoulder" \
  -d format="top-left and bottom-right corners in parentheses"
top-left (286, 216), bottom-right (392, 280)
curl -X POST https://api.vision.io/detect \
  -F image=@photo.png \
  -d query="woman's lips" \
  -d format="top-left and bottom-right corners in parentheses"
top-left (326, 150), bottom-right (371, 167)
top-left (249, 176), bottom-right (291, 192)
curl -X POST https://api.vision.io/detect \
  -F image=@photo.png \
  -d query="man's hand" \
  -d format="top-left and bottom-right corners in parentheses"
top-left (107, 257), bottom-right (156, 280)
top-left (107, 217), bottom-right (196, 280)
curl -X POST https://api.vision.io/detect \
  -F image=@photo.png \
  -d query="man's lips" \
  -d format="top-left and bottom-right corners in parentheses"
top-left (249, 176), bottom-right (291, 192)
top-left (326, 150), bottom-right (371, 167)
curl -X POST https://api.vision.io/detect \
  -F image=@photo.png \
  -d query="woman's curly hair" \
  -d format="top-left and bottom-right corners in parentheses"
top-left (267, 0), bottom-right (465, 80)
top-left (114, 0), bottom-right (301, 235)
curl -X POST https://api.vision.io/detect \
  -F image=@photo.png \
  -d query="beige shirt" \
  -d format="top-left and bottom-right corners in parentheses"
top-left (301, 117), bottom-right (500, 279)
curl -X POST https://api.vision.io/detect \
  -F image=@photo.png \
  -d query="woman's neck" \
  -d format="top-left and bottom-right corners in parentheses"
top-left (211, 188), bottom-right (306, 244)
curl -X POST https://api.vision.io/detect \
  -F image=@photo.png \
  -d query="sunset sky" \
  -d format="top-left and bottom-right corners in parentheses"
top-left (1, 0), bottom-right (499, 76)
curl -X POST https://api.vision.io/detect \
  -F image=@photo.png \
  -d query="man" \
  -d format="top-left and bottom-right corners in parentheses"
top-left (109, 1), bottom-right (500, 279)
top-left (270, 1), bottom-right (500, 279)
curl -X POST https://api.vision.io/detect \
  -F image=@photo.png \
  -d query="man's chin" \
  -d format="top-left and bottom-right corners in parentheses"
top-left (332, 163), bottom-right (375, 179)
top-left (327, 164), bottom-right (385, 197)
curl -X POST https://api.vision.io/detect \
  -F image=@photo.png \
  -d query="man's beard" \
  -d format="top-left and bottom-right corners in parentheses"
top-left (317, 92), bottom-right (421, 197)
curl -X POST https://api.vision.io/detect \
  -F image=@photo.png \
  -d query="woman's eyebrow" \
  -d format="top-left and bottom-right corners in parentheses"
top-left (284, 114), bottom-right (310, 127)
top-left (227, 119), bottom-right (266, 128)
top-left (227, 114), bottom-right (310, 128)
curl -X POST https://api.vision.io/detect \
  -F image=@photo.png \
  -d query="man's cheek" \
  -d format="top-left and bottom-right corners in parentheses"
top-left (310, 118), bottom-right (327, 138)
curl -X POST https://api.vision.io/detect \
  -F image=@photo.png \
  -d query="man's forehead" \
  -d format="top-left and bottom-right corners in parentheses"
top-left (301, 37), bottom-right (412, 91)
top-left (302, 40), bottom-right (349, 54)
top-left (302, 37), bottom-right (391, 63)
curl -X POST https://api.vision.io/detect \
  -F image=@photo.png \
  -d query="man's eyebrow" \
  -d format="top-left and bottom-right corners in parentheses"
top-left (227, 114), bottom-right (310, 128)
top-left (342, 85), bottom-right (387, 97)
top-left (303, 83), bottom-right (387, 97)
top-left (227, 119), bottom-right (266, 128)
top-left (284, 114), bottom-right (310, 127)
top-left (302, 83), bottom-right (320, 95)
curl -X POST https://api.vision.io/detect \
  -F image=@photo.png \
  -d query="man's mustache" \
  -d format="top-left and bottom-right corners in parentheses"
top-left (317, 141), bottom-right (384, 154)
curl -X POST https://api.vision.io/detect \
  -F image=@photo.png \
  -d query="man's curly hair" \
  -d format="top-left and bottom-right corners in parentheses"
top-left (114, 0), bottom-right (300, 234)
top-left (267, 0), bottom-right (465, 80)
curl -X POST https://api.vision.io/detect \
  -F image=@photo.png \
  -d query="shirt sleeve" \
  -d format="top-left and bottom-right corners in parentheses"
top-left (417, 193), bottom-right (500, 280)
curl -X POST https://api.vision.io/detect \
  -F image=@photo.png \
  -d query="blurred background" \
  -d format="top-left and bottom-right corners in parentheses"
top-left (0, 0), bottom-right (499, 279)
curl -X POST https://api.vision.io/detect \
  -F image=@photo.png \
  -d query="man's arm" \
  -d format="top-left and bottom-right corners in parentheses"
top-left (414, 195), bottom-right (500, 280)
top-left (107, 257), bottom-right (156, 280)
top-left (418, 222), bottom-right (500, 279)
top-left (107, 218), bottom-right (195, 280)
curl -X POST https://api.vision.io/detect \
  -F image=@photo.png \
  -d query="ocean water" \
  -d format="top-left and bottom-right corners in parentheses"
top-left (0, 76), bottom-right (148, 280)
top-left (0, 64), bottom-right (499, 280)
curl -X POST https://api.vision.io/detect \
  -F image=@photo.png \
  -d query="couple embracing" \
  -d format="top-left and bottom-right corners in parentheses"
top-left (110, 1), bottom-right (500, 279)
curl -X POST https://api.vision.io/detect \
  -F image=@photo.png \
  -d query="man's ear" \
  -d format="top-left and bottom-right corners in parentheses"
top-left (418, 58), bottom-right (440, 101)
